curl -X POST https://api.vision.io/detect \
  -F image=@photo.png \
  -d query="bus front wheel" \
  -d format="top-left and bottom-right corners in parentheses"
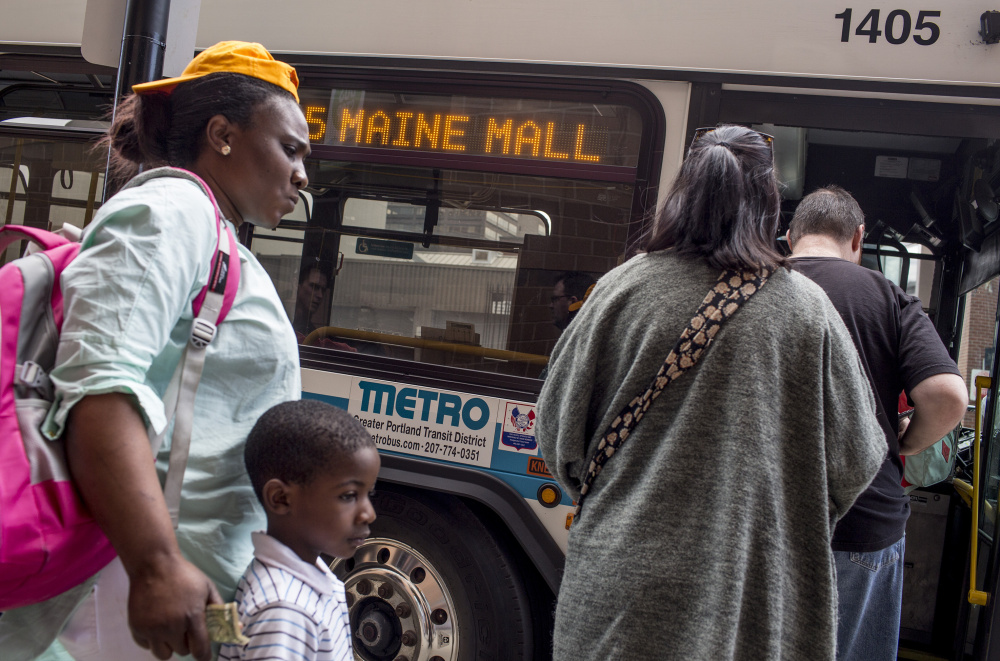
top-left (329, 484), bottom-right (535, 661)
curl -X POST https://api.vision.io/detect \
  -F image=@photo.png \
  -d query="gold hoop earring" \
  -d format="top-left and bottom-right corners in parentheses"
top-left (221, 145), bottom-right (231, 156)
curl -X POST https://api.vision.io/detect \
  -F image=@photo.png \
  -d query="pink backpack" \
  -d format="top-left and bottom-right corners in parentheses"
top-left (0, 167), bottom-right (241, 610)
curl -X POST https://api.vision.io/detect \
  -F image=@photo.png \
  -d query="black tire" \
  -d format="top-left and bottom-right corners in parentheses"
top-left (330, 484), bottom-right (534, 661)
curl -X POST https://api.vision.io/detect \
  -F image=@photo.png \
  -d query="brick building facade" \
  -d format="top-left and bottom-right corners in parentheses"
top-left (958, 277), bottom-right (997, 426)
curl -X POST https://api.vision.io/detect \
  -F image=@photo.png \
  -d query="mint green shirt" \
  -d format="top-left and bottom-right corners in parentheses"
top-left (43, 176), bottom-right (301, 600)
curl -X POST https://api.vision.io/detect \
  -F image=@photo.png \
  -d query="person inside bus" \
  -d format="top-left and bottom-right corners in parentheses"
top-left (786, 186), bottom-right (967, 661)
top-left (549, 270), bottom-right (596, 331)
top-left (0, 42), bottom-right (309, 661)
top-left (536, 125), bottom-right (886, 661)
top-left (291, 263), bottom-right (357, 352)
top-left (293, 265), bottom-right (330, 338)
top-left (538, 271), bottom-right (596, 379)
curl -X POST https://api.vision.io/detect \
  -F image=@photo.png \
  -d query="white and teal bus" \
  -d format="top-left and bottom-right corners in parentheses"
top-left (5, 2), bottom-right (1000, 659)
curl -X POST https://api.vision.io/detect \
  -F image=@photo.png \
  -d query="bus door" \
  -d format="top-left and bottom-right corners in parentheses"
top-left (704, 85), bottom-right (1000, 660)
top-left (942, 137), bottom-right (1000, 659)
top-left (966, 276), bottom-right (1000, 659)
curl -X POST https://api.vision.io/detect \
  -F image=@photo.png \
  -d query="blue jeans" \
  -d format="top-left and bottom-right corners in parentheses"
top-left (833, 536), bottom-right (905, 661)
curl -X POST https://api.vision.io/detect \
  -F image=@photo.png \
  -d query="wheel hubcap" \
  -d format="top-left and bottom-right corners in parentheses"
top-left (330, 538), bottom-right (459, 661)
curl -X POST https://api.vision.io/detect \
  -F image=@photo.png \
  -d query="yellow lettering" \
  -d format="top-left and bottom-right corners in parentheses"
top-left (514, 121), bottom-right (542, 158)
top-left (415, 114), bottom-right (441, 149)
top-left (365, 111), bottom-right (391, 146)
top-left (485, 118), bottom-right (513, 154)
top-left (442, 115), bottom-right (468, 151)
top-left (339, 108), bottom-right (365, 143)
top-left (305, 106), bottom-right (327, 141)
top-left (393, 112), bottom-right (414, 147)
top-left (543, 122), bottom-right (569, 160)
top-left (574, 124), bottom-right (600, 163)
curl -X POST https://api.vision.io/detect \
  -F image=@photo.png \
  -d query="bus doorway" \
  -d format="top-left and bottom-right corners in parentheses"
top-left (710, 87), bottom-right (1000, 660)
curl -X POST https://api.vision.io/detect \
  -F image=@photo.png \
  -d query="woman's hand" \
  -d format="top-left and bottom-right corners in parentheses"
top-left (66, 393), bottom-right (220, 660)
top-left (127, 553), bottom-right (222, 660)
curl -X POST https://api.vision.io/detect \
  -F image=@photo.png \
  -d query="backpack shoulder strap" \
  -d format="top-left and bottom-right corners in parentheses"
top-left (125, 167), bottom-right (243, 527)
top-left (122, 167), bottom-right (241, 324)
top-left (572, 268), bottom-right (771, 524)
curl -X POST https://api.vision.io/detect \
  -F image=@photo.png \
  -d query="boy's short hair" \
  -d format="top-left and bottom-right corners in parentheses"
top-left (244, 399), bottom-right (376, 503)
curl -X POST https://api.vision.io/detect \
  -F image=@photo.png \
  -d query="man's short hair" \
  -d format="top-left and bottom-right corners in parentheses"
top-left (298, 265), bottom-right (329, 287)
top-left (556, 271), bottom-right (596, 300)
top-left (244, 399), bottom-right (375, 503)
top-left (788, 185), bottom-right (865, 245)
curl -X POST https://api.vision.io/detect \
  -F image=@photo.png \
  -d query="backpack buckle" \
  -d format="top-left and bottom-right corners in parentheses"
top-left (17, 361), bottom-right (47, 389)
top-left (190, 319), bottom-right (217, 349)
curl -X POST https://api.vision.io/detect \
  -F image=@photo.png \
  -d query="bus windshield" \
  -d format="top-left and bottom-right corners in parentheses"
top-left (250, 84), bottom-right (654, 379)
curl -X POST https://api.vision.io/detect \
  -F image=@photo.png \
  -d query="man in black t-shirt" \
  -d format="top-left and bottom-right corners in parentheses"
top-left (787, 186), bottom-right (967, 661)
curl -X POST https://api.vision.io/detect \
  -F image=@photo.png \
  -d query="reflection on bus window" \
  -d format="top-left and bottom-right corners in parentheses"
top-left (861, 241), bottom-right (934, 298)
top-left (347, 201), bottom-right (550, 243)
top-left (333, 199), bottom-right (538, 359)
top-left (253, 167), bottom-right (633, 377)
top-left (0, 133), bottom-right (105, 264)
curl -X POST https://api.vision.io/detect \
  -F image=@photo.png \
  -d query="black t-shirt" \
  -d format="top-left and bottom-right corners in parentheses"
top-left (792, 256), bottom-right (961, 552)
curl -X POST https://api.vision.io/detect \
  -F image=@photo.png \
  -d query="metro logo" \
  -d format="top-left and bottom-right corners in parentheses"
top-left (358, 381), bottom-right (491, 431)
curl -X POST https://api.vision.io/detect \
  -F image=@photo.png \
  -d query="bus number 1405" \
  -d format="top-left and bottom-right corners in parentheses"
top-left (835, 9), bottom-right (941, 45)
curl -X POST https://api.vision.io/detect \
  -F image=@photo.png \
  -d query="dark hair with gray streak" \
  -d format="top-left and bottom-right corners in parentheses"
top-left (787, 185), bottom-right (865, 245)
top-left (644, 125), bottom-right (787, 272)
top-left (244, 399), bottom-right (375, 503)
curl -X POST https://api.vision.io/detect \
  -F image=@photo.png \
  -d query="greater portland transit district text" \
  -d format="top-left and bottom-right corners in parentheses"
top-left (355, 415), bottom-right (488, 462)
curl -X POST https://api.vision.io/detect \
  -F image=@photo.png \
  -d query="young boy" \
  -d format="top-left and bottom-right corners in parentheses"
top-left (219, 399), bottom-right (380, 661)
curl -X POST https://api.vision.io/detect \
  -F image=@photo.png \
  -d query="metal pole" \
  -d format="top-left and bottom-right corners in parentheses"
top-left (105, 0), bottom-right (172, 199)
top-left (116, 0), bottom-right (172, 98)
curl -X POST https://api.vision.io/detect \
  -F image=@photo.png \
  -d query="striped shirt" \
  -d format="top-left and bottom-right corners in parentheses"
top-left (219, 532), bottom-right (353, 661)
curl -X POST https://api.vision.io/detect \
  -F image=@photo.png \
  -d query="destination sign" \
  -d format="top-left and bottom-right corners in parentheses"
top-left (299, 89), bottom-right (642, 168)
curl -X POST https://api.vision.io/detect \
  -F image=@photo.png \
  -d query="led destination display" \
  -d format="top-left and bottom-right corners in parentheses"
top-left (300, 88), bottom-right (642, 167)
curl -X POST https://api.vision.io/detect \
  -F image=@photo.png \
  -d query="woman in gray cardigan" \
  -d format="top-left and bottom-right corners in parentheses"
top-left (536, 126), bottom-right (885, 660)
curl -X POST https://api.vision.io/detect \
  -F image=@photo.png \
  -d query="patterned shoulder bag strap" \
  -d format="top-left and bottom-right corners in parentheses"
top-left (572, 267), bottom-right (772, 523)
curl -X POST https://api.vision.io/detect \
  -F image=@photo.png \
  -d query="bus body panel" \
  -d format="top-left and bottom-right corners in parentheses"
top-left (633, 80), bottom-right (692, 203)
top-left (302, 367), bottom-right (572, 552)
top-left (5, 1), bottom-right (1000, 88)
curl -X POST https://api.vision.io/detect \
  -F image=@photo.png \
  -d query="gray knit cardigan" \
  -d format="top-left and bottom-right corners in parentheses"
top-left (536, 251), bottom-right (885, 661)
